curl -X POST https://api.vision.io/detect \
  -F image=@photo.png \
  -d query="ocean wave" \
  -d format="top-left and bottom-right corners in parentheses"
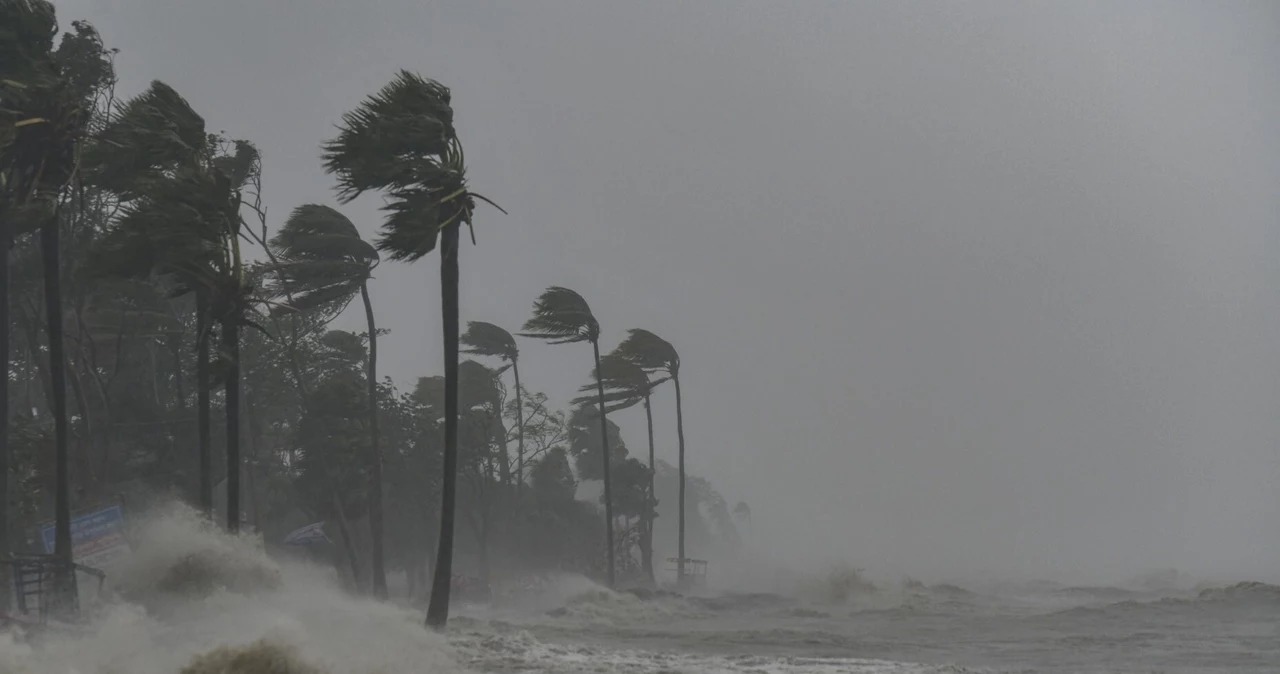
top-left (1049, 580), bottom-right (1280, 620)
top-left (1, 502), bottom-right (459, 674)
top-left (453, 630), bottom-right (1014, 674)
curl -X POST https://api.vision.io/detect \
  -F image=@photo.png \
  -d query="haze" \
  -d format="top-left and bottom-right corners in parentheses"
top-left (58, 0), bottom-right (1280, 584)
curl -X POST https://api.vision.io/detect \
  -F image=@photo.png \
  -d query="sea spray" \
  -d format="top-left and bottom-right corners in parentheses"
top-left (0, 503), bottom-right (459, 674)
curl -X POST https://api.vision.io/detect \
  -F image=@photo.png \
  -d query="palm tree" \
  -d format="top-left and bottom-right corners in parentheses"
top-left (520, 286), bottom-right (617, 588)
top-left (0, 0), bottom-right (89, 604)
top-left (107, 160), bottom-right (256, 533)
top-left (573, 352), bottom-right (666, 580)
top-left (460, 321), bottom-right (525, 495)
top-left (615, 329), bottom-right (687, 585)
top-left (83, 80), bottom-right (214, 515)
top-left (268, 203), bottom-right (387, 598)
top-left (93, 103), bottom-right (260, 534)
top-left (322, 70), bottom-right (501, 629)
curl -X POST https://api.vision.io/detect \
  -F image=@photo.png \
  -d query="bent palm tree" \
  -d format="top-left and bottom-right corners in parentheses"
top-left (460, 321), bottom-right (525, 494)
top-left (573, 353), bottom-right (667, 581)
top-left (85, 80), bottom-right (215, 515)
top-left (269, 204), bottom-right (387, 598)
top-left (323, 71), bottom-right (501, 629)
top-left (615, 329), bottom-right (687, 584)
top-left (520, 286), bottom-right (617, 587)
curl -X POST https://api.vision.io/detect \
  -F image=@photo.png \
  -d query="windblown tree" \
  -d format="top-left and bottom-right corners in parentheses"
top-left (460, 321), bottom-right (527, 495)
top-left (521, 286), bottom-right (618, 588)
top-left (0, 0), bottom-right (94, 602)
top-left (322, 70), bottom-right (502, 629)
top-left (268, 203), bottom-right (388, 598)
top-left (85, 80), bottom-right (215, 514)
top-left (574, 353), bottom-right (666, 580)
top-left (615, 329), bottom-right (689, 584)
top-left (90, 81), bottom-right (261, 532)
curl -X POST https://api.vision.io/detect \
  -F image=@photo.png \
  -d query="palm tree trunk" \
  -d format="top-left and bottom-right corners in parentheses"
top-left (361, 282), bottom-right (387, 599)
top-left (0, 217), bottom-right (10, 605)
top-left (41, 216), bottom-right (73, 605)
top-left (196, 291), bottom-right (212, 516)
top-left (593, 339), bottom-right (616, 589)
top-left (512, 359), bottom-right (526, 500)
top-left (427, 222), bottom-right (461, 629)
top-left (222, 320), bottom-right (240, 534)
top-left (674, 373), bottom-right (687, 588)
top-left (642, 394), bottom-right (656, 582)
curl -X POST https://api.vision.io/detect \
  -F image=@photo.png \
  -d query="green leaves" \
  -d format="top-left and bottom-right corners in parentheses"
top-left (520, 286), bottom-right (600, 345)
top-left (571, 352), bottom-right (667, 413)
top-left (615, 328), bottom-right (680, 376)
top-left (460, 321), bottom-right (518, 362)
top-left (268, 204), bottom-right (377, 315)
top-left (322, 70), bottom-right (455, 202)
top-left (323, 71), bottom-right (501, 263)
top-left (81, 80), bottom-right (208, 198)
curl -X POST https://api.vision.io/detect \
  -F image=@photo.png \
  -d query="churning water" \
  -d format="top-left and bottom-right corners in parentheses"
top-left (2, 506), bottom-right (1277, 673)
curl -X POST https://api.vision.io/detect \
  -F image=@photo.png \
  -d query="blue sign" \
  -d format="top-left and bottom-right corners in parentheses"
top-left (282, 522), bottom-right (330, 546)
top-left (40, 505), bottom-right (128, 566)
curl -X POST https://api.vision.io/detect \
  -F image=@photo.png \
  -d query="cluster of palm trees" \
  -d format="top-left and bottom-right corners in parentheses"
top-left (1, 2), bottom-right (693, 629)
top-left (460, 292), bottom-right (690, 594)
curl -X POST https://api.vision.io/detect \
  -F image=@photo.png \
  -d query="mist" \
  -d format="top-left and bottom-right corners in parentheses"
top-left (47, 0), bottom-right (1280, 587)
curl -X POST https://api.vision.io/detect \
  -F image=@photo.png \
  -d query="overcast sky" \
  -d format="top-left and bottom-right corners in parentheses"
top-left (57, 0), bottom-right (1280, 583)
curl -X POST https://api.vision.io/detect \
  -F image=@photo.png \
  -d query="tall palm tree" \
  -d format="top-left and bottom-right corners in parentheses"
top-left (520, 286), bottom-right (617, 588)
top-left (322, 70), bottom-right (501, 629)
top-left (0, 0), bottom-right (89, 604)
top-left (573, 352), bottom-right (667, 580)
top-left (107, 160), bottom-right (256, 532)
top-left (268, 203), bottom-right (387, 598)
top-left (460, 321), bottom-right (525, 495)
top-left (615, 329), bottom-right (687, 585)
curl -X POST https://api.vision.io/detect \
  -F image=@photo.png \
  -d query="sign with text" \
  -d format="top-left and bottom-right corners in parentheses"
top-left (40, 505), bottom-right (130, 569)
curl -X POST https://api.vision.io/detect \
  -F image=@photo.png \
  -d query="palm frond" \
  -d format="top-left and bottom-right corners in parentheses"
top-left (82, 80), bottom-right (207, 197)
top-left (616, 328), bottom-right (680, 375)
top-left (94, 164), bottom-right (235, 290)
top-left (519, 286), bottom-right (599, 344)
top-left (272, 205), bottom-right (375, 261)
top-left (268, 204), bottom-right (377, 313)
top-left (460, 321), bottom-right (518, 362)
top-left (321, 70), bottom-right (455, 202)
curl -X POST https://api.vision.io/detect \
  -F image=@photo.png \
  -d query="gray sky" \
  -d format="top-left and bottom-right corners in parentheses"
top-left (61, 0), bottom-right (1280, 583)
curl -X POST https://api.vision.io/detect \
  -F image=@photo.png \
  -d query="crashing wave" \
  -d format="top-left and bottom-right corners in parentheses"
top-left (0, 501), bottom-right (458, 674)
top-left (1194, 581), bottom-right (1280, 604)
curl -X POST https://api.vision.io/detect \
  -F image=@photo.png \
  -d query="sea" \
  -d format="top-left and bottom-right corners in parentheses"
top-left (1, 507), bottom-right (1276, 674)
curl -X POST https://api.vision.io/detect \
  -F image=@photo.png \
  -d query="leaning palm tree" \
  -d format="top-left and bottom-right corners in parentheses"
top-left (268, 203), bottom-right (387, 598)
top-left (0, 0), bottom-right (90, 606)
top-left (615, 329), bottom-right (688, 585)
top-left (84, 80), bottom-right (214, 515)
top-left (520, 286), bottom-right (617, 587)
top-left (460, 321), bottom-right (526, 494)
top-left (573, 352), bottom-right (667, 580)
top-left (323, 70), bottom-right (501, 629)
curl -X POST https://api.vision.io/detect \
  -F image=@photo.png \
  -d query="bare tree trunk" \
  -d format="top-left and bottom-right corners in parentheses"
top-left (0, 213), bottom-right (11, 607)
top-left (223, 320), bottom-right (240, 533)
top-left (362, 283), bottom-right (387, 598)
top-left (674, 374), bottom-right (687, 587)
top-left (42, 215), bottom-right (74, 608)
top-left (593, 339), bottom-right (616, 589)
top-left (642, 394), bottom-right (656, 582)
top-left (426, 223), bottom-right (460, 629)
top-left (196, 292), bottom-right (212, 516)
top-left (512, 360), bottom-right (525, 499)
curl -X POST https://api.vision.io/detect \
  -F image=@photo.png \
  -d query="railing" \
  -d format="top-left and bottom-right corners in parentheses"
top-left (2, 554), bottom-right (106, 626)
